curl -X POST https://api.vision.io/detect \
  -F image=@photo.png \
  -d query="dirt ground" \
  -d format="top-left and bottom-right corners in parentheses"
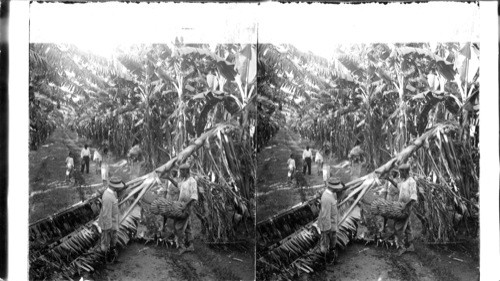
top-left (29, 128), bottom-right (255, 281)
top-left (256, 129), bottom-right (479, 281)
top-left (95, 217), bottom-right (255, 281)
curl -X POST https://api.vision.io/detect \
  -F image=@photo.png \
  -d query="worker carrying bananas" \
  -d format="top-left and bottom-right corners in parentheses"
top-left (318, 177), bottom-right (348, 264)
top-left (385, 163), bottom-right (418, 255)
top-left (165, 162), bottom-right (198, 255)
top-left (98, 176), bottom-right (126, 263)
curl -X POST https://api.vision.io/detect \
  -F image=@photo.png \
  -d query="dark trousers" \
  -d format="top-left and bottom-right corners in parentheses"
top-left (303, 157), bottom-right (312, 175)
top-left (81, 156), bottom-right (90, 174)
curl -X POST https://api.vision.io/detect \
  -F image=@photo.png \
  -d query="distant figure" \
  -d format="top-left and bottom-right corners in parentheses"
top-left (80, 144), bottom-right (91, 174)
top-left (287, 154), bottom-right (296, 181)
top-left (101, 151), bottom-right (110, 186)
top-left (93, 149), bottom-right (102, 175)
top-left (315, 150), bottom-right (323, 176)
top-left (65, 152), bottom-right (74, 183)
top-left (302, 146), bottom-right (312, 175)
top-left (127, 144), bottom-right (143, 170)
top-left (322, 150), bottom-right (331, 187)
top-left (318, 178), bottom-right (347, 263)
top-left (348, 145), bottom-right (365, 179)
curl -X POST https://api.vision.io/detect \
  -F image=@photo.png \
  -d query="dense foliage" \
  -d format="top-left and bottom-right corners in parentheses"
top-left (258, 42), bottom-right (479, 242)
top-left (29, 42), bottom-right (257, 246)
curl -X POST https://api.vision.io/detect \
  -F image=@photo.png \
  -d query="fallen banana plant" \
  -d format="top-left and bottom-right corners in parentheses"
top-left (256, 198), bottom-right (321, 252)
top-left (29, 196), bottom-right (102, 264)
top-left (257, 123), bottom-right (461, 279)
top-left (29, 202), bottom-right (141, 280)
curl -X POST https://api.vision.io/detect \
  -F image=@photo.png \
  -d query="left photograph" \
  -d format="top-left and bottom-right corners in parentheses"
top-left (28, 3), bottom-right (257, 280)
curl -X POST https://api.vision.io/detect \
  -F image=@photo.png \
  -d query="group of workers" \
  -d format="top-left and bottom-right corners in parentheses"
top-left (289, 144), bottom-right (418, 264)
top-left (287, 145), bottom-right (331, 187)
top-left (64, 144), bottom-right (110, 184)
top-left (63, 142), bottom-right (201, 263)
top-left (97, 162), bottom-right (199, 264)
top-left (74, 139), bottom-right (417, 267)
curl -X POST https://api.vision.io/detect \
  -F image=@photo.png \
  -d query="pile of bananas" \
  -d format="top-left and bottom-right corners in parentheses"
top-left (150, 197), bottom-right (188, 219)
top-left (368, 198), bottom-right (408, 219)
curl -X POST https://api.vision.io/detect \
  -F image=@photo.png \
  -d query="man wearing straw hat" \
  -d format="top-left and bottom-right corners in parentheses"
top-left (318, 177), bottom-right (347, 263)
top-left (98, 176), bottom-right (126, 263)
top-left (168, 162), bottom-right (198, 254)
top-left (389, 163), bottom-right (417, 255)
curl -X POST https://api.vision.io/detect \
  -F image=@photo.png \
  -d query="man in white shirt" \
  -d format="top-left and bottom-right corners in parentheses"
top-left (387, 163), bottom-right (417, 255)
top-left (93, 149), bottom-right (102, 174)
top-left (167, 163), bottom-right (198, 254)
top-left (98, 176), bottom-right (126, 263)
top-left (318, 178), bottom-right (347, 263)
top-left (302, 146), bottom-right (312, 175)
top-left (315, 150), bottom-right (323, 176)
top-left (65, 152), bottom-right (74, 182)
top-left (287, 154), bottom-right (296, 181)
top-left (80, 144), bottom-right (91, 174)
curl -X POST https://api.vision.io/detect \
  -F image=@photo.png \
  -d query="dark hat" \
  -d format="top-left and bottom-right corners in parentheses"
top-left (109, 177), bottom-right (126, 189)
top-left (179, 163), bottom-right (190, 170)
top-left (398, 163), bottom-right (410, 170)
top-left (327, 177), bottom-right (345, 190)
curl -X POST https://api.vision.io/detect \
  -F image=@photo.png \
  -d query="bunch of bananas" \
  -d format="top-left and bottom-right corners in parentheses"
top-left (368, 198), bottom-right (408, 219)
top-left (150, 197), bottom-right (188, 220)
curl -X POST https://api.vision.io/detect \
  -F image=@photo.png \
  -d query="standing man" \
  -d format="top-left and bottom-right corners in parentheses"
top-left (315, 150), bottom-right (323, 176)
top-left (318, 178), bottom-right (347, 263)
top-left (98, 177), bottom-right (126, 263)
top-left (166, 163), bottom-right (198, 254)
top-left (322, 150), bottom-right (331, 188)
top-left (65, 152), bottom-right (74, 183)
top-left (387, 163), bottom-right (417, 255)
top-left (348, 145), bottom-right (364, 179)
top-left (93, 148), bottom-right (102, 175)
top-left (302, 146), bottom-right (312, 175)
top-left (80, 144), bottom-right (91, 174)
top-left (287, 154), bottom-right (296, 182)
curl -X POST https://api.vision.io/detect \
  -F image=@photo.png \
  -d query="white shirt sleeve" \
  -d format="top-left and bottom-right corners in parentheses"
top-left (409, 178), bottom-right (418, 202)
top-left (189, 178), bottom-right (198, 201)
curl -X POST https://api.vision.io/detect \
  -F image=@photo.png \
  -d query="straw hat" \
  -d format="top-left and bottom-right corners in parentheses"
top-left (109, 177), bottom-right (126, 190)
top-left (327, 177), bottom-right (345, 191)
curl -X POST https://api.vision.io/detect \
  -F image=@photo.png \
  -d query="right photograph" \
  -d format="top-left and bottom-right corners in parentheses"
top-left (256, 42), bottom-right (479, 280)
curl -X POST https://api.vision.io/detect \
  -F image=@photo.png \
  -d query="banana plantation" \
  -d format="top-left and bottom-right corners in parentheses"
top-left (28, 39), bottom-right (480, 280)
top-left (256, 43), bottom-right (479, 280)
top-left (29, 42), bottom-right (256, 280)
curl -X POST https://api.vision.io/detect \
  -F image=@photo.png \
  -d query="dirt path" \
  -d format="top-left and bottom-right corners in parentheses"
top-left (256, 128), bottom-right (479, 281)
top-left (256, 129), bottom-right (327, 222)
top-left (29, 128), bottom-right (105, 222)
top-left (94, 214), bottom-right (255, 281)
top-left (256, 129), bottom-right (355, 222)
top-left (29, 128), bottom-right (144, 223)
